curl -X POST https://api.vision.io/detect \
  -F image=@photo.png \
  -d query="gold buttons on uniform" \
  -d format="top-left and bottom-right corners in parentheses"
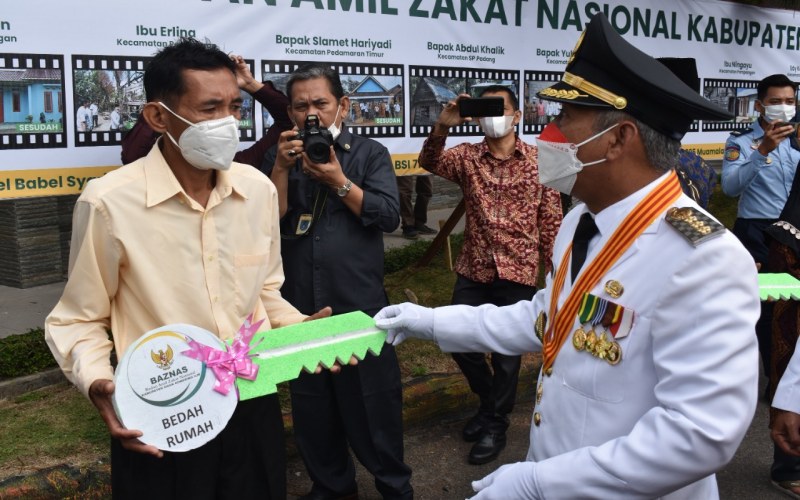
top-left (545, 367), bottom-right (553, 376)
top-left (604, 280), bottom-right (623, 298)
top-left (535, 312), bottom-right (546, 342)
top-left (534, 412), bottom-right (542, 426)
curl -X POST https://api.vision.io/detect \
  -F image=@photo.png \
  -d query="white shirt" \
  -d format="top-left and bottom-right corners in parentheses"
top-left (774, 336), bottom-right (800, 413)
top-left (432, 173), bottom-right (760, 499)
top-left (76, 106), bottom-right (88, 123)
top-left (110, 110), bottom-right (121, 129)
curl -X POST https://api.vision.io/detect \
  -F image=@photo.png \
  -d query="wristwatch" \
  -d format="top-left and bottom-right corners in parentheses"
top-left (336, 179), bottom-right (353, 197)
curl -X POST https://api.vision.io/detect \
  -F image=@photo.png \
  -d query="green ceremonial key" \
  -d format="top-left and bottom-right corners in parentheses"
top-left (758, 273), bottom-right (800, 301)
top-left (232, 311), bottom-right (386, 400)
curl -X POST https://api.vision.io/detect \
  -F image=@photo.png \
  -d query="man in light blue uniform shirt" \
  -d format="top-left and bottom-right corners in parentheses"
top-left (722, 73), bottom-right (800, 391)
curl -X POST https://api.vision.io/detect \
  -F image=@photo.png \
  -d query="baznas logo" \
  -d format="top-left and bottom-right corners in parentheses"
top-left (151, 345), bottom-right (174, 370)
top-left (127, 330), bottom-right (207, 408)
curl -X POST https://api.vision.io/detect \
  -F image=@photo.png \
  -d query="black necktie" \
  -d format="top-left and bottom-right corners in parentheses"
top-left (571, 213), bottom-right (599, 282)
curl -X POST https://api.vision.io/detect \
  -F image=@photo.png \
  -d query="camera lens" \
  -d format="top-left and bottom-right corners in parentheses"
top-left (306, 141), bottom-right (331, 164)
top-left (301, 114), bottom-right (334, 163)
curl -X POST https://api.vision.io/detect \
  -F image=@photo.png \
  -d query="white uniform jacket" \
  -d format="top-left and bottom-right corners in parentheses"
top-left (432, 173), bottom-right (760, 499)
top-left (774, 336), bottom-right (800, 414)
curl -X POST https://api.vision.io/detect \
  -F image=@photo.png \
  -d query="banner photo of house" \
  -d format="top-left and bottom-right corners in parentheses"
top-left (2, 0), bottom-right (800, 198)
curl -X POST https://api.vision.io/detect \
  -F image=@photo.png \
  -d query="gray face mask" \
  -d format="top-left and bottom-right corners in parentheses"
top-left (159, 102), bottom-right (240, 171)
top-left (536, 122), bottom-right (619, 195)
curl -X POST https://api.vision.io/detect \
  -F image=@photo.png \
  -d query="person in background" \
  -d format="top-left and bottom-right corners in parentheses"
top-left (418, 83), bottom-right (562, 465)
top-left (120, 54), bottom-right (292, 167)
top-left (90, 102), bottom-right (99, 129)
top-left (76, 101), bottom-right (89, 132)
top-left (722, 73), bottom-right (800, 393)
top-left (765, 165), bottom-right (800, 498)
top-left (261, 63), bottom-right (412, 500)
top-left (397, 174), bottom-right (437, 239)
top-left (376, 12), bottom-right (758, 498)
top-left (45, 38), bottom-right (327, 500)
top-left (109, 106), bottom-right (121, 131)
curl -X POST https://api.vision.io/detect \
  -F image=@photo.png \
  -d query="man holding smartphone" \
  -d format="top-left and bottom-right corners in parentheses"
top-left (722, 74), bottom-right (800, 394)
top-left (418, 86), bottom-right (563, 465)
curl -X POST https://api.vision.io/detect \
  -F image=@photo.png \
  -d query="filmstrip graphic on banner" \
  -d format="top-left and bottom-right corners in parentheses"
top-left (3, 0), bottom-right (800, 197)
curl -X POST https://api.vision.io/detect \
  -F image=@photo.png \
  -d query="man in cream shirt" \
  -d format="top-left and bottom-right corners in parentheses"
top-left (46, 38), bottom-right (321, 500)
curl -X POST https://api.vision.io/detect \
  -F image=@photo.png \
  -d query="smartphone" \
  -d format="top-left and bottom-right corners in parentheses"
top-left (774, 121), bottom-right (799, 132)
top-left (458, 97), bottom-right (505, 118)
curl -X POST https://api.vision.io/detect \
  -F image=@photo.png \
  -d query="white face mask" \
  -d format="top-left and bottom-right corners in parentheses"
top-left (326, 104), bottom-right (342, 140)
top-left (762, 103), bottom-right (796, 123)
top-left (479, 115), bottom-right (516, 138)
top-left (536, 122), bottom-right (619, 195)
top-left (159, 102), bottom-right (240, 171)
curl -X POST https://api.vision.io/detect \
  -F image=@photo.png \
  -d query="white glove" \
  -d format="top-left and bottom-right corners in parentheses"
top-left (470, 462), bottom-right (538, 499)
top-left (373, 303), bottom-right (435, 346)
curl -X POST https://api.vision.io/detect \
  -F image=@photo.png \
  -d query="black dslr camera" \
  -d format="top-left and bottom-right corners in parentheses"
top-left (297, 114), bottom-right (334, 164)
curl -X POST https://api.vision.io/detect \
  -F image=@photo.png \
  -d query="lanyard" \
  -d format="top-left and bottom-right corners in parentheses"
top-left (280, 186), bottom-right (328, 240)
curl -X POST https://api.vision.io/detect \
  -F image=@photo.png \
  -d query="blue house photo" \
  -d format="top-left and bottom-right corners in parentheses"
top-left (0, 68), bottom-right (63, 133)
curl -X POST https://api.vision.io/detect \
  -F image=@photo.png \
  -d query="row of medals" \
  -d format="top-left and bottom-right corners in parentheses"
top-left (572, 325), bottom-right (622, 365)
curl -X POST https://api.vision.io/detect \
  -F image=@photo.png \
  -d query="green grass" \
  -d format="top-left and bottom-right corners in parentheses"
top-left (0, 328), bottom-right (57, 378)
top-left (708, 184), bottom-right (738, 229)
top-left (0, 384), bottom-right (108, 474)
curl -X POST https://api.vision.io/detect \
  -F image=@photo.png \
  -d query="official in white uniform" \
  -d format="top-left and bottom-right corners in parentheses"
top-left (375, 13), bottom-right (760, 500)
top-left (772, 308), bottom-right (800, 496)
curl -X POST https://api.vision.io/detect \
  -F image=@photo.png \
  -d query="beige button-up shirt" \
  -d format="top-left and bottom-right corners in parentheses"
top-left (45, 144), bottom-right (305, 396)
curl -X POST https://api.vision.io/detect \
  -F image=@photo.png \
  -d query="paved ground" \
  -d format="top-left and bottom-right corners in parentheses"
top-left (283, 374), bottom-right (785, 499)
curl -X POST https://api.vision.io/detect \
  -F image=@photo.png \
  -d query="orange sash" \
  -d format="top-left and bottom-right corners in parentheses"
top-left (542, 172), bottom-right (682, 371)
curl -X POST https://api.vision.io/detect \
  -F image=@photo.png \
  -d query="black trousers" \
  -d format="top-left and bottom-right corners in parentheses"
top-left (733, 217), bottom-right (775, 380)
top-left (111, 394), bottom-right (286, 500)
top-left (290, 343), bottom-right (413, 499)
top-left (450, 274), bottom-right (537, 434)
top-left (397, 175), bottom-right (432, 230)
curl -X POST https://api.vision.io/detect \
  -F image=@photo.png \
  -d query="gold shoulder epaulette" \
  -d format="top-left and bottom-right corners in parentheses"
top-left (665, 207), bottom-right (726, 247)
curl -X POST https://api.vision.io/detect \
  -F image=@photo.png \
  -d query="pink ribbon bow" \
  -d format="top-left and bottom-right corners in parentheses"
top-left (182, 314), bottom-right (265, 396)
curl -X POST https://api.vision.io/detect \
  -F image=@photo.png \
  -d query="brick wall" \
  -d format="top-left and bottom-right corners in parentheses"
top-left (0, 196), bottom-right (77, 288)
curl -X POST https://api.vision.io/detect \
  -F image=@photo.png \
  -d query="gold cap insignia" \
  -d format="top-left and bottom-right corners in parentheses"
top-left (563, 72), bottom-right (627, 110)
top-left (538, 88), bottom-right (588, 100)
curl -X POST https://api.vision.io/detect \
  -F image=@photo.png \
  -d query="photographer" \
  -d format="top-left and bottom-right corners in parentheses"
top-left (261, 63), bottom-right (411, 500)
